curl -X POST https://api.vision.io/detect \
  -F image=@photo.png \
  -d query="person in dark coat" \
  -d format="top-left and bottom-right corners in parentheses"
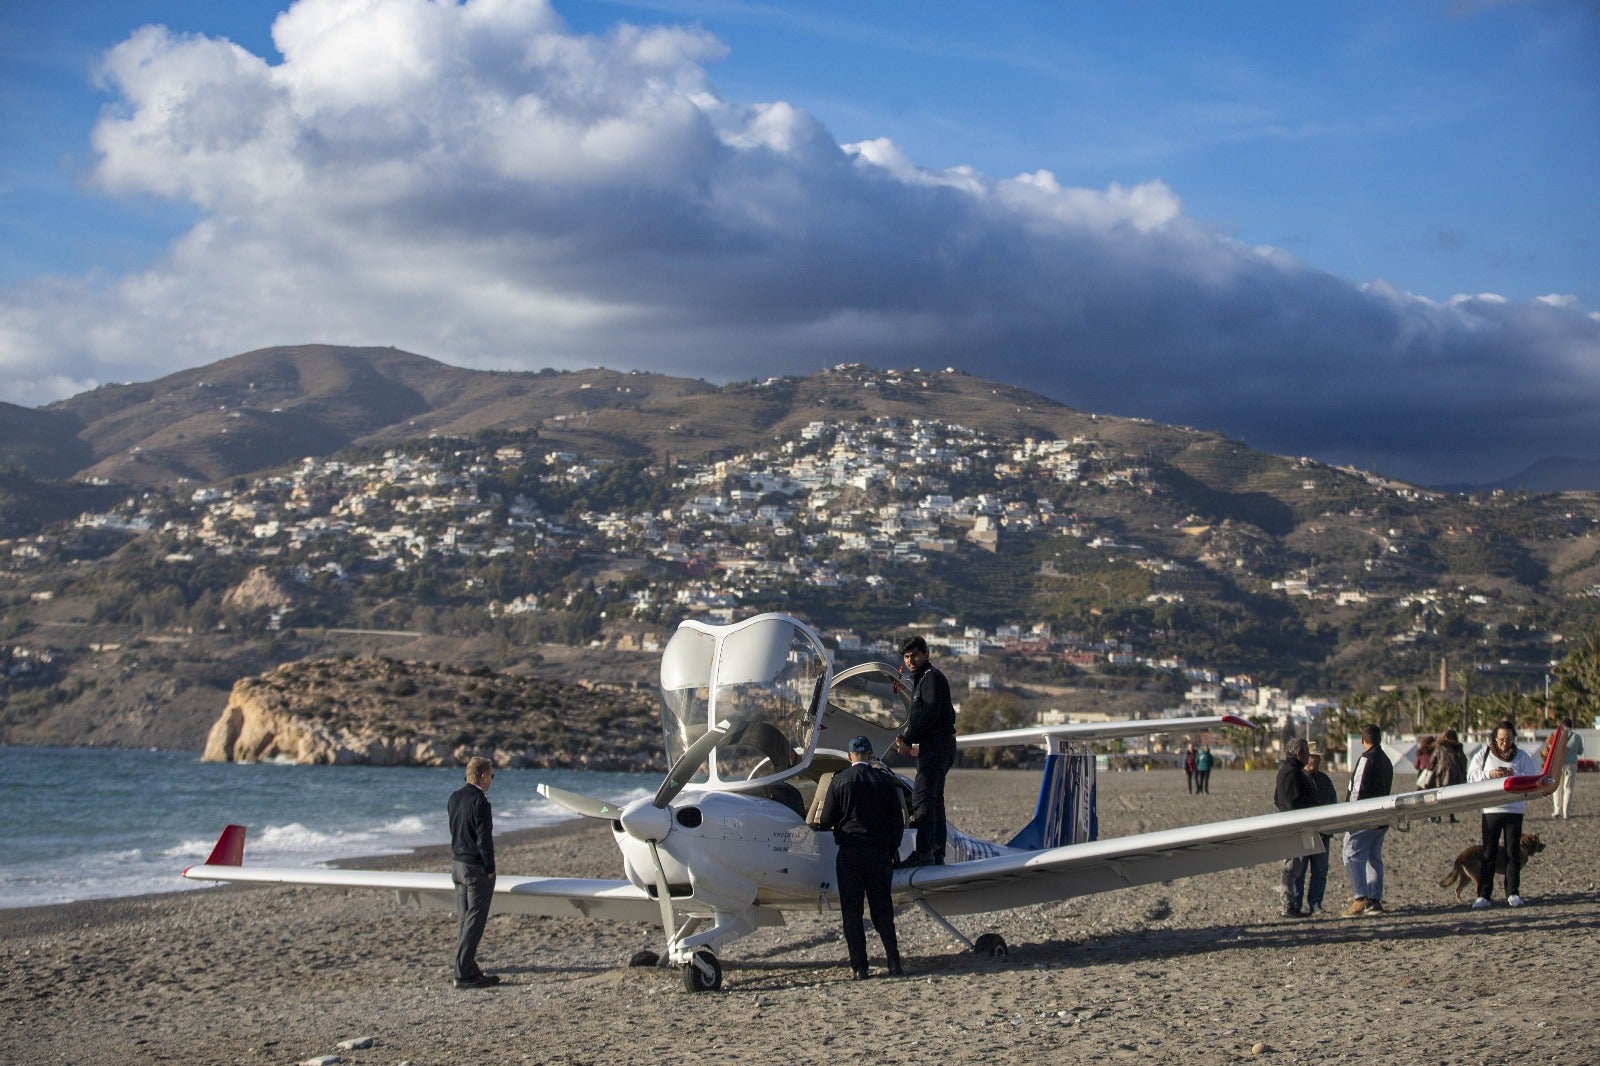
top-left (893, 636), bottom-right (958, 866)
top-left (1431, 729), bottom-right (1469, 823)
top-left (448, 756), bottom-right (498, 988)
top-left (814, 736), bottom-right (906, 979)
top-left (1341, 724), bottom-right (1394, 917)
top-left (1274, 738), bottom-right (1317, 917)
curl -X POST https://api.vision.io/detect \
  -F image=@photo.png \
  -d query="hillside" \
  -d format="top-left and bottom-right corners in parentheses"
top-left (16, 345), bottom-right (717, 486)
top-left (2, 347), bottom-right (1598, 755)
top-left (0, 401), bottom-right (91, 479)
top-left (4, 344), bottom-right (1211, 489)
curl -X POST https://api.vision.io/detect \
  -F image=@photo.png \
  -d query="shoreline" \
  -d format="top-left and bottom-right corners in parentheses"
top-left (0, 817), bottom-right (596, 927)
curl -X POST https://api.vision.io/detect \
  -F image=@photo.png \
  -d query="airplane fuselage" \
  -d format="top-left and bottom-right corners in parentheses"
top-left (615, 790), bottom-right (839, 909)
top-left (611, 784), bottom-right (1013, 913)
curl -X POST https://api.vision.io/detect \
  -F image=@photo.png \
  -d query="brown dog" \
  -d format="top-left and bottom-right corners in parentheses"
top-left (1439, 834), bottom-right (1545, 900)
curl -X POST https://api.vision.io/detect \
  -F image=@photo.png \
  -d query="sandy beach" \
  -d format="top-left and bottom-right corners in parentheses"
top-left (3, 767), bottom-right (1597, 1065)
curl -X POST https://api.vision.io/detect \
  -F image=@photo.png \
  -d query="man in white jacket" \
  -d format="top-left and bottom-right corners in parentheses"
top-left (1467, 719), bottom-right (1538, 909)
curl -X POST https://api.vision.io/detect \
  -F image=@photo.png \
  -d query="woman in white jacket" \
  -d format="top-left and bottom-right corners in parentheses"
top-left (1466, 719), bottom-right (1538, 909)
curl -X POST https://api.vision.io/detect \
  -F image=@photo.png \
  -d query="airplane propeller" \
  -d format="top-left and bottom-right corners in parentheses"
top-left (536, 718), bottom-right (735, 971)
top-left (652, 717), bottom-right (734, 809)
top-left (534, 785), bottom-right (619, 820)
top-left (537, 717), bottom-right (733, 821)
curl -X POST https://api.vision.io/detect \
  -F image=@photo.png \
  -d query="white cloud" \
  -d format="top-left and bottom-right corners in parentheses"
top-left (1, 0), bottom-right (1596, 485)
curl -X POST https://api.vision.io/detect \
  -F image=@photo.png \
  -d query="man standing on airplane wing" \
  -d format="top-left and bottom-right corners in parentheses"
top-left (894, 635), bottom-right (958, 867)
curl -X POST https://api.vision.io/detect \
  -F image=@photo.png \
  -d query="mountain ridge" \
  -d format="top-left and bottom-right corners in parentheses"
top-left (5, 343), bottom-right (1593, 494)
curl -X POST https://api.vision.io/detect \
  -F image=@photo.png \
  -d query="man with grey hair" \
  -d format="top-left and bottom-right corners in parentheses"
top-left (1273, 737), bottom-right (1316, 917)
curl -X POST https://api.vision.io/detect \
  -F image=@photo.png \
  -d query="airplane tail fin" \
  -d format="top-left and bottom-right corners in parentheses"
top-left (202, 824), bottom-right (247, 867)
top-left (1538, 725), bottom-right (1567, 780)
top-left (1005, 739), bottom-right (1098, 850)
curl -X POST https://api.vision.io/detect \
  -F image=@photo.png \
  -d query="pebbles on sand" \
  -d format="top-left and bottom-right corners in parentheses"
top-left (3, 768), bottom-right (1595, 1064)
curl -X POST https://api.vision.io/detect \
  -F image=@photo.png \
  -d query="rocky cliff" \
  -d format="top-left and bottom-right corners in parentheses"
top-left (201, 655), bottom-right (661, 769)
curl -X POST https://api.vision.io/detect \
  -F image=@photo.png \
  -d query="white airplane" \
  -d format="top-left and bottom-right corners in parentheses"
top-left (184, 612), bottom-right (1569, 992)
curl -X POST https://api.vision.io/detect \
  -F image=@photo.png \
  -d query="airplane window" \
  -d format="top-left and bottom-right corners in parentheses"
top-left (708, 620), bottom-right (827, 787)
top-left (659, 627), bottom-right (716, 773)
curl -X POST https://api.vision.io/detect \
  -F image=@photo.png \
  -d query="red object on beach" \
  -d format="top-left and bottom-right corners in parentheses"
top-left (1503, 726), bottom-right (1566, 794)
top-left (200, 824), bottom-right (247, 867)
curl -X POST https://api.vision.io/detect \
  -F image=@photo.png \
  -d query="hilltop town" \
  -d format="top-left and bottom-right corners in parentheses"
top-left (3, 359), bottom-right (1598, 756)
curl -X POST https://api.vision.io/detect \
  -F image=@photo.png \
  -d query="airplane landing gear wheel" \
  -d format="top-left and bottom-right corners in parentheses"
top-left (682, 948), bottom-right (722, 992)
top-left (628, 950), bottom-right (660, 968)
top-left (973, 933), bottom-right (1008, 958)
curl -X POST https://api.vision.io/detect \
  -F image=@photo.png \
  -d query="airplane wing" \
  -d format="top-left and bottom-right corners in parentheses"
top-left (958, 714), bottom-right (1254, 749)
top-left (895, 732), bottom-right (1565, 917)
top-left (181, 825), bottom-right (662, 923)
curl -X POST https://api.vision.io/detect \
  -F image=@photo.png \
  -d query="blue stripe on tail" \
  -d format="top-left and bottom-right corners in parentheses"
top-left (1005, 738), bottom-right (1098, 850)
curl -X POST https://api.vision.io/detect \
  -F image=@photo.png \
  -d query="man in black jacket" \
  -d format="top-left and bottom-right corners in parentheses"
top-left (448, 756), bottom-right (498, 988)
top-left (814, 736), bottom-right (905, 979)
top-left (893, 636), bottom-right (958, 866)
top-left (1341, 724), bottom-right (1394, 917)
top-left (1274, 737), bottom-right (1316, 918)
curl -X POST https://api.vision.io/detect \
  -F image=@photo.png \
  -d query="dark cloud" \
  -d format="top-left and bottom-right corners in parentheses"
top-left (0, 0), bottom-right (1594, 486)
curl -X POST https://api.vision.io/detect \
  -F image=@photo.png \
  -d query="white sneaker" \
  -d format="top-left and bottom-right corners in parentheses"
top-left (1471, 897), bottom-right (1491, 909)
top-left (1508, 894), bottom-right (1525, 907)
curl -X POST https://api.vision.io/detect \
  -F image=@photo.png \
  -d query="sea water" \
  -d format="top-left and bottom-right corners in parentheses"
top-left (0, 747), bottom-right (656, 909)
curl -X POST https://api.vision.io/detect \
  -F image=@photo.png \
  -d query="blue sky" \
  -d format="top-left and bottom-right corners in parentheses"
top-left (1, 0), bottom-right (1597, 485)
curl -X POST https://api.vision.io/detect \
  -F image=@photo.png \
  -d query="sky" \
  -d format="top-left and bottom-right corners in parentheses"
top-left (1, 0), bottom-right (1597, 487)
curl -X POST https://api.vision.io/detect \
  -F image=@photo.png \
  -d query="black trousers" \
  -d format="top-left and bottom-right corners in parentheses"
top-left (1479, 812), bottom-right (1525, 899)
top-left (912, 735), bottom-right (958, 862)
top-left (453, 860), bottom-right (495, 979)
top-left (836, 844), bottom-right (899, 972)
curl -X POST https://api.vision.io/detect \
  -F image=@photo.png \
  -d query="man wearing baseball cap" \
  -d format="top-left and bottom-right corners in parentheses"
top-left (813, 735), bottom-right (906, 979)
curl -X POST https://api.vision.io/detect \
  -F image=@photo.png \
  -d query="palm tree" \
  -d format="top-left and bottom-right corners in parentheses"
top-left (1332, 693), bottom-right (1371, 737)
top-left (1482, 689), bottom-right (1531, 732)
top-left (1370, 689), bottom-right (1407, 736)
top-left (1551, 625), bottom-right (1600, 728)
top-left (1420, 688), bottom-right (1462, 735)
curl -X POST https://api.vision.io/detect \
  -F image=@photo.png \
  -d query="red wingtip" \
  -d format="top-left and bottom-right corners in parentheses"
top-left (1221, 714), bottom-right (1257, 729)
top-left (1504, 726), bottom-right (1566, 794)
top-left (202, 824), bottom-right (247, 867)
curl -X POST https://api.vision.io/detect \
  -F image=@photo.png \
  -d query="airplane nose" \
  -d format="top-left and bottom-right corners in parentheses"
top-left (619, 797), bottom-right (673, 843)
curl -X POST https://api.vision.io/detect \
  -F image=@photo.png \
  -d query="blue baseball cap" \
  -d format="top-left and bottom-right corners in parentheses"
top-left (848, 735), bottom-right (873, 754)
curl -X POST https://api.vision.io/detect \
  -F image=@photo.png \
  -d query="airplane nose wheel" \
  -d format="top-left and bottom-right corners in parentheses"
top-left (682, 948), bottom-right (723, 992)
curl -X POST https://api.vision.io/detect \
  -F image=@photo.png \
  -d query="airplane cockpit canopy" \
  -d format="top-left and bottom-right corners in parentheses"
top-left (659, 613), bottom-right (831, 789)
top-left (819, 662), bottom-right (913, 759)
